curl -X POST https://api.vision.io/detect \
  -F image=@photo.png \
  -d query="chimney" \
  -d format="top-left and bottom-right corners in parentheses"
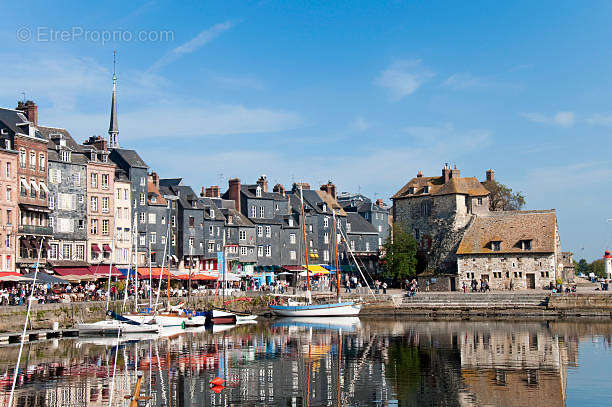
top-left (416, 170), bottom-right (423, 178)
top-left (320, 181), bottom-right (337, 200)
top-left (273, 183), bottom-right (286, 197)
top-left (16, 100), bottom-right (38, 126)
top-left (442, 163), bottom-right (451, 183)
top-left (292, 182), bottom-right (310, 192)
top-left (151, 172), bottom-right (159, 189)
top-left (203, 185), bottom-right (220, 198)
top-left (256, 175), bottom-right (268, 192)
top-left (450, 164), bottom-right (460, 179)
top-left (486, 169), bottom-right (495, 182)
top-left (228, 178), bottom-right (241, 213)
top-left (83, 135), bottom-right (107, 151)
top-left (376, 199), bottom-right (384, 207)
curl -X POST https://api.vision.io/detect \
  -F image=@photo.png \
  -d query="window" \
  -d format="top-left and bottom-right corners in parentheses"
top-left (420, 201), bottom-right (431, 217)
top-left (102, 197), bottom-right (109, 213)
top-left (257, 246), bottom-right (263, 257)
top-left (216, 226), bottom-right (220, 236)
top-left (161, 235), bottom-right (166, 245)
top-left (72, 173), bottom-right (80, 186)
top-left (140, 177), bottom-right (146, 186)
top-left (117, 189), bottom-right (121, 200)
top-left (265, 226), bottom-right (271, 237)
top-left (491, 241), bottom-right (501, 251)
top-left (260, 206), bottom-right (265, 218)
top-left (139, 212), bottom-right (145, 223)
top-left (78, 219), bottom-right (84, 229)
top-left (4, 187), bottom-right (10, 203)
top-left (19, 149), bottom-right (26, 168)
top-left (347, 223), bottom-right (351, 232)
top-left (189, 216), bottom-right (195, 227)
top-left (251, 205), bottom-right (256, 218)
top-left (29, 151), bottom-right (35, 170)
top-left (366, 242), bottom-right (370, 251)
top-left (139, 234), bottom-right (146, 246)
top-left (257, 226), bottom-right (263, 237)
top-left (208, 242), bottom-right (215, 252)
top-left (322, 204), bottom-right (327, 212)
top-left (477, 197), bottom-right (483, 205)
top-left (521, 240), bottom-right (532, 251)
top-left (140, 193), bottom-right (145, 205)
top-left (226, 229), bottom-right (231, 239)
top-left (324, 233), bottom-right (329, 244)
top-left (207, 225), bottom-right (212, 235)
top-left (171, 216), bottom-right (176, 227)
top-left (239, 230), bottom-right (246, 240)
top-left (5, 234), bottom-right (10, 249)
top-left (423, 186), bottom-right (430, 194)
top-left (148, 213), bottom-right (156, 224)
top-left (102, 219), bottom-right (109, 235)
top-left (256, 186), bottom-right (262, 197)
top-left (290, 233), bottom-right (296, 244)
top-left (6, 209), bottom-right (11, 226)
top-left (62, 244), bottom-right (72, 260)
top-left (101, 174), bottom-right (109, 189)
top-left (38, 153), bottom-right (45, 171)
top-left (90, 219), bottom-right (98, 234)
top-left (350, 240), bottom-right (355, 251)
top-left (49, 244), bottom-right (58, 260)
top-left (290, 250), bottom-right (296, 260)
top-left (324, 217), bottom-right (329, 228)
top-left (240, 246), bottom-right (247, 256)
top-left (5, 162), bottom-right (10, 179)
top-left (265, 245), bottom-right (271, 257)
top-left (124, 189), bottom-right (128, 200)
top-left (309, 224), bottom-right (313, 232)
top-left (90, 196), bottom-right (98, 212)
top-left (378, 225), bottom-right (382, 232)
top-left (171, 234), bottom-right (176, 246)
top-left (90, 173), bottom-right (98, 188)
top-left (161, 216), bottom-right (166, 224)
top-left (323, 250), bottom-right (329, 262)
top-left (288, 218), bottom-right (294, 227)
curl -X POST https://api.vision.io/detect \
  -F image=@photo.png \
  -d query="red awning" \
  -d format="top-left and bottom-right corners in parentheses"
top-left (137, 267), bottom-right (171, 279)
top-left (0, 272), bottom-right (22, 277)
top-left (282, 265), bottom-right (305, 272)
top-left (102, 244), bottom-right (112, 253)
top-left (91, 244), bottom-right (101, 253)
top-left (53, 267), bottom-right (92, 276)
top-left (89, 265), bottom-right (122, 278)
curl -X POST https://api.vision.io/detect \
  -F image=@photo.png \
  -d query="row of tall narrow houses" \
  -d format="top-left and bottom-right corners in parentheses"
top-left (0, 65), bottom-right (393, 280)
top-left (392, 164), bottom-right (571, 289)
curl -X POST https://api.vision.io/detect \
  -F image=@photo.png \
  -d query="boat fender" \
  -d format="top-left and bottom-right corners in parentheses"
top-left (210, 385), bottom-right (224, 393)
top-left (210, 377), bottom-right (224, 386)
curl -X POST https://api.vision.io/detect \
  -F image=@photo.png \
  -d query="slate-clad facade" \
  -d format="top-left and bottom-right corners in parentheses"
top-left (338, 192), bottom-right (391, 249)
top-left (40, 126), bottom-right (87, 263)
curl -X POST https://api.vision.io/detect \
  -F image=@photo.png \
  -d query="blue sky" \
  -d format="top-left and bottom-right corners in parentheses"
top-left (0, 0), bottom-right (610, 260)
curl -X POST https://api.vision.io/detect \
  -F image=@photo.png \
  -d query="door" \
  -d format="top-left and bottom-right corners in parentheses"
top-left (526, 273), bottom-right (536, 289)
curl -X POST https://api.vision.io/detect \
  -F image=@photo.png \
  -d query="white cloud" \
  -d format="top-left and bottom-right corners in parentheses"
top-left (374, 60), bottom-right (434, 100)
top-left (442, 73), bottom-right (481, 90)
top-left (149, 21), bottom-right (234, 71)
top-left (521, 111), bottom-right (575, 127)
top-left (350, 116), bottom-right (371, 132)
top-left (212, 74), bottom-right (264, 90)
top-left (585, 113), bottom-right (612, 127)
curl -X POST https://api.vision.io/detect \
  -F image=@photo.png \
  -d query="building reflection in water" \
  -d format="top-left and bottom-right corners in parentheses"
top-left (0, 319), bottom-right (608, 406)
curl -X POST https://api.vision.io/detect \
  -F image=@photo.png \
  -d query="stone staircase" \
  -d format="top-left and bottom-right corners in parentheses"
top-left (400, 292), bottom-right (549, 309)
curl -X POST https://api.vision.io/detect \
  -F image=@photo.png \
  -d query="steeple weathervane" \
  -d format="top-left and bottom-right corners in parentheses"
top-left (108, 50), bottom-right (119, 149)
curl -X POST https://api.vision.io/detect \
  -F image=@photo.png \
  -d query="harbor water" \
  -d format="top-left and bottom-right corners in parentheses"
top-left (0, 318), bottom-right (610, 406)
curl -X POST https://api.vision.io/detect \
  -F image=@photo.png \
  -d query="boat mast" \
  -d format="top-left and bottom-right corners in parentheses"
top-left (332, 210), bottom-right (341, 301)
top-left (148, 241), bottom-right (152, 309)
top-left (188, 233), bottom-right (193, 307)
top-left (167, 210), bottom-right (172, 307)
top-left (300, 185), bottom-right (311, 300)
top-left (134, 213), bottom-right (139, 312)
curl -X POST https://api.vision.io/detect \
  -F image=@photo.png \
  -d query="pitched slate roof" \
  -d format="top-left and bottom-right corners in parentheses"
top-left (393, 174), bottom-right (490, 199)
top-left (159, 178), bottom-right (182, 187)
top-left (221, 208), bottom-right (255, 227)
top-left (0, 108), bottom-right (31, 136)
top-left (198, 197), bottom-right (227, 221)
top-left (316, 191), bottom-right (347, 217)
top-left (38, 125), bottom-right (89, 165)
top-left (456, 210), bottom-right (557, 255)
top-left (112, 148), bottom-right (148, 168)
top-left (241, 184), bottom-right (287, 201)
top-left (346, 213), bottom-right (378, 234)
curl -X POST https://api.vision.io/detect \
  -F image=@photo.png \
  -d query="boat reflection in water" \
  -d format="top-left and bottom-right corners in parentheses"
top-left (0, 318), bottom-right (610, 406)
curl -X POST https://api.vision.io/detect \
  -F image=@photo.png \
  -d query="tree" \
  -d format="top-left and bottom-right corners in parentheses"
top-left (589, 259), bottom-right (606, 278)
top-left (381, 227), bottom-right (418, 282)
top-left (482, 180), bottom-right (526, 211)
top-left (574, 259), bottom-right (589, 275)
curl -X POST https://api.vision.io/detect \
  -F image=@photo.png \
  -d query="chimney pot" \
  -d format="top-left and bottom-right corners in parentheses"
top-left (16, 100), bottom-right (38, 126)
top-left (228, 178), bottom-right (241, 212)
top-left (486, 169), bottom-right (495, 182)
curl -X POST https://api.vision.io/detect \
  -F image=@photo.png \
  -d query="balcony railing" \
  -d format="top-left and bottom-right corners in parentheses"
top-left (18, 225), bottom-right (53, 235)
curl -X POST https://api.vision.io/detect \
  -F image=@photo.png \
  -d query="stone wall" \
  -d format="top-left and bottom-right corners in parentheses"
top-left (457, 253), bottom-right (556, 290)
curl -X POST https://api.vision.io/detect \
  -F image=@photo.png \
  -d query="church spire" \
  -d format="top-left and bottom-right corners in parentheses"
top-left (108, 50), bottom-right (118, 149)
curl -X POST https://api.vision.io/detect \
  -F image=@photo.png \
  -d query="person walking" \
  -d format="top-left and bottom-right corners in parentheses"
top-left (382, 281), bottom-right (387, 294)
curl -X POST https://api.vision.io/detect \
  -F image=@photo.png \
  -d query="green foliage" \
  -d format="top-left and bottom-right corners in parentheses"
top-left (381, 227), bottom-right (418, 282)
top-left (482, 180), bottom-right (526, 211)
top-left (384, 341), bottom-right (421, 400)
top-left (575, 258), bottom-right (607, 278)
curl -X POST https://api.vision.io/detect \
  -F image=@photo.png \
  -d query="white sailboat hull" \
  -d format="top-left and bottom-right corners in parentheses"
top-left (269, 301), bottom-right (362, 317)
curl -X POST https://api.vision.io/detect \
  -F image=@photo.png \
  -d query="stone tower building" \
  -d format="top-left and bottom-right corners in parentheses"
top-left (391, 164), bottom-right (491, 273)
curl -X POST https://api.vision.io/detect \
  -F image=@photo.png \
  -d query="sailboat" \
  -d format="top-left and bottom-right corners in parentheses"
top-left (269, 186), bottom-right (362, 317)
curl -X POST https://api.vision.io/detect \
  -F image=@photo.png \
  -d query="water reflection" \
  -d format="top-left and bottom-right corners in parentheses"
top-left (0, 318), bottom-right (610, 406)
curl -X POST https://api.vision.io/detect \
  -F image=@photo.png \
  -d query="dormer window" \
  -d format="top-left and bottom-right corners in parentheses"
top-left (322, 204), bottom-right (327, 212)
top-left (59, 150), bottom-right (71, 162)
top-left (423, 186), bottom-right (430, 194)
top-left (151, 196), bottom-right (157, 203)
top-left (228, 215), bottom-right (233, 224)
top-left (408, 187), bottom-right (415, 194)
top-left (520, 239), bottom-right (532, 251)
top-left (347, 223), bottom-right (351, 232)
top-left (210, 209), bottom-right (215, 218)
top-left (491, 241), bottom-right (502, 251)
top-left (256, 186), bottom-right (262, 197)
top-left (288, 218), bottom-right (294, 227)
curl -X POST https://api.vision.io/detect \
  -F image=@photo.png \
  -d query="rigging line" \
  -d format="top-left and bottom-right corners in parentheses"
top-left (338, 226), bottom-right (376, 299)
top-left (8, 238), bottom-right (43, 407)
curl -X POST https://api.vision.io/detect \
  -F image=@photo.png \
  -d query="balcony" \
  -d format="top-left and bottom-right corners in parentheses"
top-left (18, 225), bottom-right (53, 236)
